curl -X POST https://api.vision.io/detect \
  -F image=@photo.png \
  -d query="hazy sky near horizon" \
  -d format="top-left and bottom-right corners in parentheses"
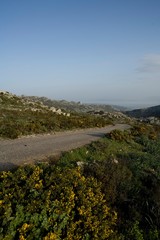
top-left (1, 0), bottom-right (160, 106)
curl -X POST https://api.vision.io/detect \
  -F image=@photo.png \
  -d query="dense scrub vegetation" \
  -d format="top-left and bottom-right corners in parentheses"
top-left (0, 123), bottom-right (160, 239)
top-left (0, 167), bottom-right (117, 240)
top-left (0, 108), bottom-right (110, 139)
top-left (0, 92), bottom-right (112, 139)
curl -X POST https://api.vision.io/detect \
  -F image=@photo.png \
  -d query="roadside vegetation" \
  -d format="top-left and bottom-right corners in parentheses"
top-left (0, 123), bottom-right (160, 239)
top-left (0, 92), bottom-right (112, 139)
top-left (0, 108), bottom-right (110, 139)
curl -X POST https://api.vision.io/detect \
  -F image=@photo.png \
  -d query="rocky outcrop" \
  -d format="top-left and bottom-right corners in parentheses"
top-left (21, 95), bottom-right (118, 113)
top-left (88, 110), bottom-right (132, 122)
top-left (0, 91), bottom-right (70, 117)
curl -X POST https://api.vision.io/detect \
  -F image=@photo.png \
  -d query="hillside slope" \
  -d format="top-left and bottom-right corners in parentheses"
top-left (21, 95), bottom-right (117, 113)
top-left (0, 91), bottom-right (113, 138)
top-left (125, 105), bottom-right (160, 118)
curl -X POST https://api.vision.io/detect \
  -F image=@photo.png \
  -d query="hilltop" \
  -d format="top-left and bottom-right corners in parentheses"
top-left (125, 105), bottom-right (160, 118)
top-left (125, 105), bottom-right (160, 125)
top-left (0, 91), bottom-right (69, 116)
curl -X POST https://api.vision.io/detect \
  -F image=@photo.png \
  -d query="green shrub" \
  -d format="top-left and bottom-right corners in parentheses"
top-left (0, 166), bottom-right (117, 239)
top-left (106, 129), bottom-right (132, 142)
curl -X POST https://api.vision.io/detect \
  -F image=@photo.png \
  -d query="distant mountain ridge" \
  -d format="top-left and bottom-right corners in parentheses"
top-left (21, 95), bottom-right (120, 113)
top-left (125, 105), bottom-right (160, 118)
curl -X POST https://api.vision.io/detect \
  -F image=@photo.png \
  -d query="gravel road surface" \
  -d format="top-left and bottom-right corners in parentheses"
top-left (0, 124), bottom-right (130, 170)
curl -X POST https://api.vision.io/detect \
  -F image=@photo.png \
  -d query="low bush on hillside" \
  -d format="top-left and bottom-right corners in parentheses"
top-left (106, 129), bottom-right (132, 142)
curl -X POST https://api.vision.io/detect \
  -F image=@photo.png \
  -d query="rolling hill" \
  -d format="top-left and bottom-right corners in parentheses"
top-left (125, 105), bottom-right (160, 118)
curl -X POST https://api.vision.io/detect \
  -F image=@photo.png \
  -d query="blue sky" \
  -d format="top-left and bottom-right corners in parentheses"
top-left (1, 0), bottom-right (160, 107)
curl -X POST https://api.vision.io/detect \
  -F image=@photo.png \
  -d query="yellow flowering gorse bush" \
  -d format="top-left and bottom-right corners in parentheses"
top-left (0, 165), bottom-right (116, 240)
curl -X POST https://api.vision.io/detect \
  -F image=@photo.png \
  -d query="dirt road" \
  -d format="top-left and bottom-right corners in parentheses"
top-left (0, 124), bottom-right (130, 170)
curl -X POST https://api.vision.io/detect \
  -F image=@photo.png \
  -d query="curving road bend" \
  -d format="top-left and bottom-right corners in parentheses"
top-left (0, 124), bottom-right (130, 171)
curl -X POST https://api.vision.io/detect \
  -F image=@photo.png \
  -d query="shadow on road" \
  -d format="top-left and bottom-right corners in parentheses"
top-left (87, 133), bottom-right (105, 137)
top-left (0, 162), bottom-right (18, 172)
